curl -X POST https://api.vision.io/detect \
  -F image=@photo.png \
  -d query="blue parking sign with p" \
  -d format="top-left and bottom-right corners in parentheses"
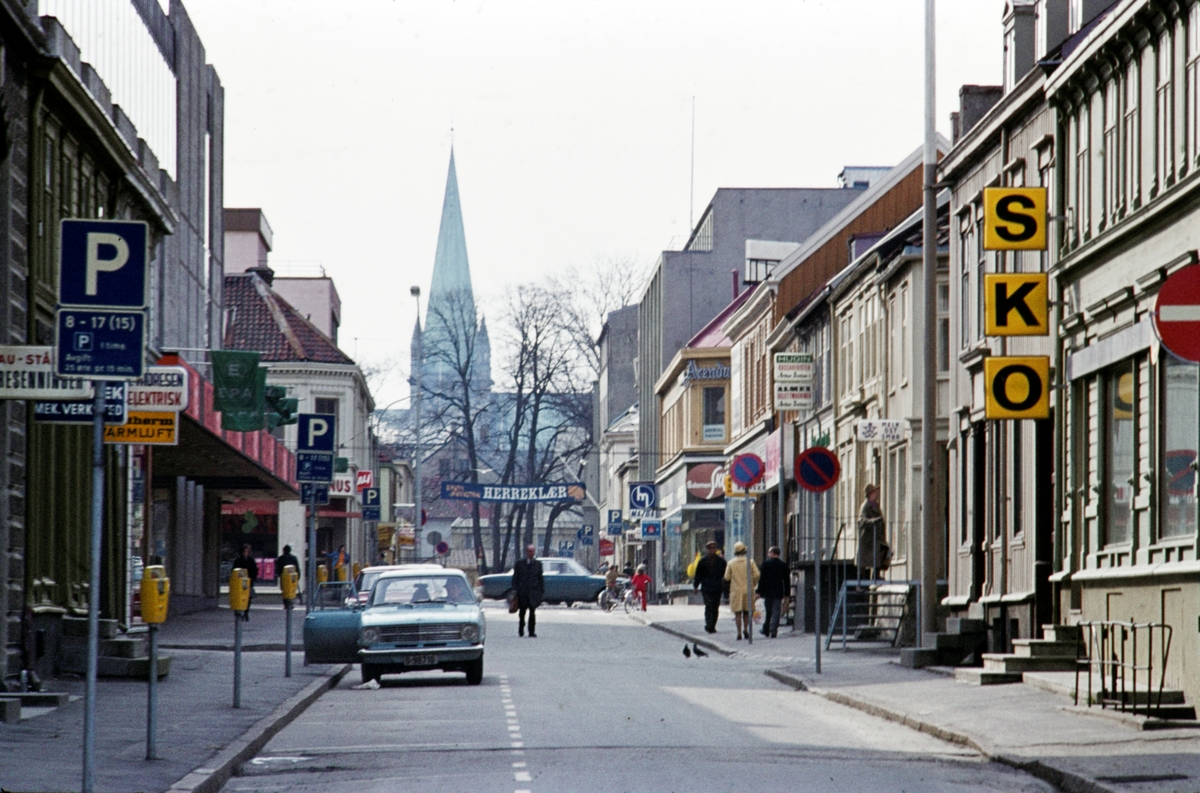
top-left (298, 413), bottom-right (336, 452)
top-left (58, 220), bottom-right (148, 309)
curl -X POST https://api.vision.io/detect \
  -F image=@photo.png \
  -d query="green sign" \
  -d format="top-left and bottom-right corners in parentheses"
top-left (211, 350), bottom-right (264, 431)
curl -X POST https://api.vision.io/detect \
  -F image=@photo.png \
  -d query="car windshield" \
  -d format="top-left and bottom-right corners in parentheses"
top-left (370, 575), bottom-right (475, 606)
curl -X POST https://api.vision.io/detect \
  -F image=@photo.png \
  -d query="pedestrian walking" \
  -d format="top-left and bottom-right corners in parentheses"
top-left (757, 546), bottom-right (789, 638)
top-left (692, 540), bottom-right (728, 634)
top-left (232, 543), bottom-right (258, 620)
top-left (631, 564), bottom-right (651, 611)
top-left (275, 544), bottom-right (301, 603)
top-left (723, 541), bottom-right (759, 641)
top-left (856, 484), bottom-right (890, 580)
top-left (512, 544), bottom-right (544, 637)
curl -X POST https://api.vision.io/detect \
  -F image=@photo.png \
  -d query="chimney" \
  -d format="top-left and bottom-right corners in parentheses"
top-left (1004, 0), bottom-right (1038, 92)
top-left (957, 85), bottom-right (1004, 139)
top-left (732, 269), bottom-right (739, 300)
top-left (249, 265), bottom-right (275, 285)
top-left (1068, 0), bottom-right (1113, 36)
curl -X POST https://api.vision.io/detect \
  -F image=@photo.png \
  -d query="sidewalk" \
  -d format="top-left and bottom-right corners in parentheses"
top-left (0, 604), bottom-right (348, 793)
top-left (635, 604), bottom-right (1200, 793)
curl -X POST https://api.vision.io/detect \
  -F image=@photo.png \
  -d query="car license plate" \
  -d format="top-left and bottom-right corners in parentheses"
top-left (406, 654), bottom-right (437, 666)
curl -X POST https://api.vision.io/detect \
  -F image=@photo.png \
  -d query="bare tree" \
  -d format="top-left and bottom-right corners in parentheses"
top-left (419, 288), bottom-right (492, 572)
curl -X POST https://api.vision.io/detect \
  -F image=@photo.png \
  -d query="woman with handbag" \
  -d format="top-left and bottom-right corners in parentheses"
top-left (856, 483), bottom-right (891, 580)
top-left (722, 542), bottom-right (759, 641)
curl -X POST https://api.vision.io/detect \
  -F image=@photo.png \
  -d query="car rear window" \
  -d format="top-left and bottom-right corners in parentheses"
top-left (371, 575), bottom-right (475, 606)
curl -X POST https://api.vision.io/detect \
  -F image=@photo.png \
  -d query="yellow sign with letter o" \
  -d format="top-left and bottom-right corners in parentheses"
top-left (984, 273), bottom-right (1049, 336)
top-left (984, 356), bottom-right (1050, 419)
top-left (983, 187), bottom-right (1047, 251)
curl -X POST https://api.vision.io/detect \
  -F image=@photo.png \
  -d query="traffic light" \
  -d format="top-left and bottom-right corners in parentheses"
top-left (264, 384), bottom-right (298, 429)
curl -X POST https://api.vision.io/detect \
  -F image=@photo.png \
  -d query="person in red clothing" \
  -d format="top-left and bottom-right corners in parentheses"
top-left (631, 564), bottom-right (652, 611)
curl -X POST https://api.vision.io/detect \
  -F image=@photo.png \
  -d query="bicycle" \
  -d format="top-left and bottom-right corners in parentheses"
top-left (599, 581), bottom-right (626, 612)
top-left (623, 586), bottom-right (643, 614)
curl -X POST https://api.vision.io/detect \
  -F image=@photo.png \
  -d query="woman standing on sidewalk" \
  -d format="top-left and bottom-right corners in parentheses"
top-left (723, 542), bottom-right (759, 640)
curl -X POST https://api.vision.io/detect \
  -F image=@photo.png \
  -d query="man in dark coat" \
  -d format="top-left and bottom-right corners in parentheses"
top-left (275, 544), bottom-right (301, 603)
top-left (512, 544), bottom-right (544, 638)
top-left (692, 540), bottom-right (728, 634)
top-left (757, 546), bottom-right (789, 638)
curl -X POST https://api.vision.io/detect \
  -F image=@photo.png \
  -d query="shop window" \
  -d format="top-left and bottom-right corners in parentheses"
top-left (1105, 361), bottom-right (1135, 545)
top-left (702, 386), bottom-right (725, 442)
top-left (1162, 355), bottom-right (1198, 539)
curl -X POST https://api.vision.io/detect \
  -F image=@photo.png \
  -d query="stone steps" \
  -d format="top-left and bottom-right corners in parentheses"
top-left (954, 667), bottom-right (1023, 686)
top-left (1011, 639), bottom-right (1079, 658)
top-left (982, 653), bottom-right (1078, 673)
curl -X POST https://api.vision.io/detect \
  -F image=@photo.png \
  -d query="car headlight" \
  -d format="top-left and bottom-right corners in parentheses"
top-left (361, 627), bottom-right (379, 644)
top-left (461, 624), bottom-right (479, 642)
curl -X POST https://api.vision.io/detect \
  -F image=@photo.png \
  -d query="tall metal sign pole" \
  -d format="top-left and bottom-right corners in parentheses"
top-left (411, 286), bottom-right (423, 559)
top-left (55, 219), bottom-right (149, 793)
top-left (297, 413), bottom-right (336, 613)
top-left (920, 0), bottom-right (939, 642)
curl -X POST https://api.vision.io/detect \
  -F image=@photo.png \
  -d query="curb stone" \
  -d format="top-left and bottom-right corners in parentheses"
top-left (627, 613), bottom-right (737, 657)
top-left (166, 663), bottom-right (350, 793)
top-left (785, 678), bottom-right (1122, 793)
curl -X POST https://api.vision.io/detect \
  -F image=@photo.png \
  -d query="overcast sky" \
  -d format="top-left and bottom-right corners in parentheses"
top-left (185, 0), bottom-right (1004, 408)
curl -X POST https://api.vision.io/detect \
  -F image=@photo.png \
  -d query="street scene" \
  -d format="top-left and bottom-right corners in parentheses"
top-left (5, 0), bottom-right (1200, 791)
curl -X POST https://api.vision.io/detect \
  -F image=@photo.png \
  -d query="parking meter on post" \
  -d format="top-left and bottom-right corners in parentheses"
top-left (317, 564), bottom-right (328, 584)
top-left (352, 561), bottom-right (362, 579)
top-left (139, 566), bottom-right (168, 759)
top-left (281, 565), bottom-right (298, 677)
top-left (229, 569), bottom-right (250, 707)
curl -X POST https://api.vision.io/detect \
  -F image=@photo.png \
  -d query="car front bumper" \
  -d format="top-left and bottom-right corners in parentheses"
top-left (359, 644), bottom-right (484, 665)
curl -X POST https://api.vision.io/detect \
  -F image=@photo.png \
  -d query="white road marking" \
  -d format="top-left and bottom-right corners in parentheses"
top-left (513, 761), bottom-right (527, 768)
top-left (515, 771), bottom-right (532, 782)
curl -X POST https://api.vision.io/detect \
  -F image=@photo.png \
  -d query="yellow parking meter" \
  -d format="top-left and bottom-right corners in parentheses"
top-left (317, 564), bottom-right (328, 584)
top-left (335, 563), bottom-right (347, 582)
top-left (352, 562), bottom-right (363, 578)
top-left (281, 565), bottom-right (299, 601)
top-left (229, 568), bottom-right (251, 612)
top-left (141, 566), bottom-right (170, 624)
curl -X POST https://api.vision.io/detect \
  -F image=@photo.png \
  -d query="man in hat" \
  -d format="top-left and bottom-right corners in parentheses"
top-left (692, 540), bottom-right (727, 633)
top-left (857, 483), bottom-right (889, 580)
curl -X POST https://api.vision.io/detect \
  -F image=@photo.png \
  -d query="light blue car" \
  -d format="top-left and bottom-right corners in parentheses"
top-left (304, 565), bottom-right (486, 685)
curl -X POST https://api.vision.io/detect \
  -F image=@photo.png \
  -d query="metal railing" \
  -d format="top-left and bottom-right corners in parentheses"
top-left (1074, 620), bottom-right (1173, 717)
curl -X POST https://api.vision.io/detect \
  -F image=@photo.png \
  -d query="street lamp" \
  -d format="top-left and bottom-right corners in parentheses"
top-left (411, 286), bottom-right (423, 562)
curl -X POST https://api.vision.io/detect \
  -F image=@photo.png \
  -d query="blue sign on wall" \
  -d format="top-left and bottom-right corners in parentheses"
top-left (55, 309), bottom-right (145, 379)
top-left (58, 220), bottom-right (149, 309)
top-left (640, 519), bottom-right (662, 539)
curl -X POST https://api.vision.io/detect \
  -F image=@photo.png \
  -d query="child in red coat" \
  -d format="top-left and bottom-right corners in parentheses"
top-left (631, 564), bottom-right (652, 611)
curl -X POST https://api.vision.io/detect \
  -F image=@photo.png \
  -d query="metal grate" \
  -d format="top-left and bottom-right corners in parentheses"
top-left (377, 624), bottom-right (463, 645)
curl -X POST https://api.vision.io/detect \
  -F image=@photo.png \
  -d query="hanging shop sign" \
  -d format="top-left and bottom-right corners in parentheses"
top-left (774, 352), bottom-right (814, 382)
top-left (440, 481), bottom-right (586, 503)
top-left (0, 346), bottom-right (90, 400)
top-left (855, 419), bottom-right (909, 442)
top-left (103, 410), bottom-right (177, 445)
top-left (983, 187), bottom-right (1047, 251)
top-left (984, 356), bottom-right (1051, 419)
top-left (984, 273), bottom-right (1049, 336)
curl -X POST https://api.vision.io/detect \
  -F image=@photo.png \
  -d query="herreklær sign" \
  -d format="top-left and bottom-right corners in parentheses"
top-left (440, 481), bottom-right (586, 503)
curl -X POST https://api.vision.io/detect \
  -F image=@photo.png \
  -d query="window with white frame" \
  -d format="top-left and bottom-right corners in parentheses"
top-left (1123, 59), bottom-right (1140, 207)
top-left (1162, 355), bottom-right (1198, 539)
top-left (960, 214), bottom-right (971, 347)
top-left (975, 213), bottom-right (986, 340)
top-left (1103, 78), bottom-right (1121, 225)
top-left (1157, 31), bottom-right (1175, 191)
top-left (1104, 360), bottom-right (1136, 546)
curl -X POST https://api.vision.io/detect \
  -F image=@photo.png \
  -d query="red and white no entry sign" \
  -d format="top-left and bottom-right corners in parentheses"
top-left (1156, 264), bottom-right (1200, 363)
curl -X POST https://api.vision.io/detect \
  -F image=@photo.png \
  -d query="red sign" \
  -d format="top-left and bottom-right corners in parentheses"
top-left (1156, 264), bottom-right (1200, 362)
top-left (795, 447), bottom-right (840, 493)
top-left (599, 538), bottom-right (615, 556)
top-left (686, 463), bottom-right (725, 501)
top-left (730, 453), bottom-right (765, 489)
top-left (356, 470), bottom-right (374, 491)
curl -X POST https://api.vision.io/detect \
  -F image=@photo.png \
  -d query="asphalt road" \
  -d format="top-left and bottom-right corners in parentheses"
top-left (222, 604), bottom-right (1054, 793)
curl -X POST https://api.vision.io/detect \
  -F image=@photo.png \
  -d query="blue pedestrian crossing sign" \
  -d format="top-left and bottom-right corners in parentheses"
top-left (58, 220), bottom-right (149, 309)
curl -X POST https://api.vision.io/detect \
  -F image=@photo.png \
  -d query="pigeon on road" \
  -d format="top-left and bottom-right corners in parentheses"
top-left (692, 643), bottom-right (708, 658)
top-left (683, 644), bottom-right (691, 658)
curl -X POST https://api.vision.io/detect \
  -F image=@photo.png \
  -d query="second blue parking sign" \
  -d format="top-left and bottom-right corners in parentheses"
top-left (55, 309), bottom-right (145, 379)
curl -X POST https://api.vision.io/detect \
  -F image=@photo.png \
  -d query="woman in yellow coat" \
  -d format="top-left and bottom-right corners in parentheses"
top-left (723, 541), bottom-right (760, 641)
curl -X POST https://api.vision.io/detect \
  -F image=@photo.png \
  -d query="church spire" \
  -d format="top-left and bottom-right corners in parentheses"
top-left (427, 149), bottom-right (475, 316)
